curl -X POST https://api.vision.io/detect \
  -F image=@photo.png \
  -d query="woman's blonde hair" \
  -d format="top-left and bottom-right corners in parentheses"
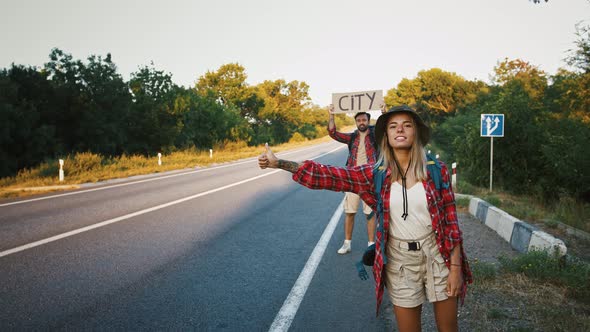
top-left (376, 118), bottom-right (427, 182)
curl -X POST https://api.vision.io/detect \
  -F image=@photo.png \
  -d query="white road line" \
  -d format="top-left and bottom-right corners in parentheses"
top-left (0, 144), bottom-right (344, 258)
top-left (0, 144), bottom-right (342, 207)
top-left (0, 170), bottom-right (281, 258)
top-left (268, 200), bottom-right (344, 332)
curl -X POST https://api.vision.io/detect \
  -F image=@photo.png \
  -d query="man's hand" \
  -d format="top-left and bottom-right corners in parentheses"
top-left (380, 103), bottom-right (388, 114)
top-left (258, 143), bottom-right (278, 169)
top-left (327, 104), bottom-right (335, 130)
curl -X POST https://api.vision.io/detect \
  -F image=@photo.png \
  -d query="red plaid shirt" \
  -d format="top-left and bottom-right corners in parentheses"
top-left (328, 126), bottom-right (378, 166)
top-left (293, 160), bottom-right (473, 315)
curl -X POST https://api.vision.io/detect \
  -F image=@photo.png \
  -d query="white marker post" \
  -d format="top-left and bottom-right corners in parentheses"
top-left (59, 159), bottom-right (64, 182)
top-left (209, 149), bottom-right (213, 158)
top-left (158, 153), bottom-right (162, 166)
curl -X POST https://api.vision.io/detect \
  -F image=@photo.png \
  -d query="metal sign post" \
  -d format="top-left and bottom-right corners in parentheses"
top-left (480, 114), bottom-right (504, 192)
top-left (489, 137), bottom-right (493, 192)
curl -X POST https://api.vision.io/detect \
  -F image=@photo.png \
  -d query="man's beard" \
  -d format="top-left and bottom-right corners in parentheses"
top-left (357, 125), bottom-right (368, 132)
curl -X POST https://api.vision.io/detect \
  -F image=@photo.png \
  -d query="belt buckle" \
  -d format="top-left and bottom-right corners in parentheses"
top-left (407, 241), bottom-right (420, 251)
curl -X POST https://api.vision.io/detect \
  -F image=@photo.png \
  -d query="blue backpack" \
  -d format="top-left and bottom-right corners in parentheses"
top-left (355, 154), bottom-right (449, 280)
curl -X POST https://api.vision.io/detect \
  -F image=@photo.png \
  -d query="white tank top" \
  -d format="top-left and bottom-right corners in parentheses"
top-left (389, 181), bottom-right (432, 240)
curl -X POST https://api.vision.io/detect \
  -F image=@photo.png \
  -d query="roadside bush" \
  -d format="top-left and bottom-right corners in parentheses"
top-left (289, 132), bottom-right (306, 143)
top-left (482, 194), bottom-right (501, 207)
top-left (68, 152), bottom-right (104, 173)
top-left (456, 180), bottom-right (477, 195)
top-left (552, 194), bottom-right (590, 232)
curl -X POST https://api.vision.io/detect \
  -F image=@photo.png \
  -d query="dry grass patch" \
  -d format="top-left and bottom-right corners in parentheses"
top-left (0, 137), bottom-right (332, 199)
top-left (465, 272), bottom-right (589, 331)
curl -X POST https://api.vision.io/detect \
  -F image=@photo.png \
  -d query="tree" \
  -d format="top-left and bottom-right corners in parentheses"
top-left (256, 79), bottom-right (311, 144)
top-left (546, 68), bottom-right (590, 123)
top-left (541, 116), bottom-right (590, 200)
top-left (195, 63), bottom-right (264, 122)
top-left (128, 64), bottom-right (182, 154)
top-left (566, 23), bottom-right (590, 74)
top-left (174, 88), bottom-right (244, 149)
top-left (43, 48), bottom-right (87, 153)
top-left (75, 53), bottom-right (131, 155)
top-left (385, 68), bottom-right (488, 132)
top-left (451, 82), bottom-right (548, 195)
top-left (195, 63), bottom-right (263, 143)
top-left (0, 65), bottom-right (57, 177)
top-left (491, 58), bottom-right (547, 102)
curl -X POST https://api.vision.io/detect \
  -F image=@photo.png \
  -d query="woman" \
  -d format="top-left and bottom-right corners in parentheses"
top-left (258, 105), bottom-right (472, 332)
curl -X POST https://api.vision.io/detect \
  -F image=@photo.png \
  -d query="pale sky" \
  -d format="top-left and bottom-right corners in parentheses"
top-left (1, 0), bottom-right (588, 106)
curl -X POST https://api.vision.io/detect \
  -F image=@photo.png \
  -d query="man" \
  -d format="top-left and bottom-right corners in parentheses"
top-left (328, 105), bottom-right (378, 254)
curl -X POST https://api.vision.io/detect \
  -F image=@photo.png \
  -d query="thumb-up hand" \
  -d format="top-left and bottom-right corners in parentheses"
top-left (258, 143), bottom-right (278, 169)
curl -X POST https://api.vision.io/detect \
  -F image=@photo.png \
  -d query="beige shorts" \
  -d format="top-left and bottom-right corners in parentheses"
top-left (385, 233), bottom-right (450, 308)
top-left (344, 192), bottom-right (372, 215)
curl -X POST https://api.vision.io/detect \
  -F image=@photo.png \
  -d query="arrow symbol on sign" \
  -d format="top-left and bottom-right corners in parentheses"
top-left (486, 116), bottom-right (500, 135)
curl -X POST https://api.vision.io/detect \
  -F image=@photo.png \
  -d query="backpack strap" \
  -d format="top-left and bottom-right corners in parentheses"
top-left (356, 163), bottom-right (387, 280)
top-left (426, 153), bottom-right (449, 192)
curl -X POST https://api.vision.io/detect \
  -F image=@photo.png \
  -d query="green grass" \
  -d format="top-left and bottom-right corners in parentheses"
top-left (471, 260), bottom-right (497, 281)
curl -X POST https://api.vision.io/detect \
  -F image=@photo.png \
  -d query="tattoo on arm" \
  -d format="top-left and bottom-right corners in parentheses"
top-left (278, 159), bottom-right (300, 173)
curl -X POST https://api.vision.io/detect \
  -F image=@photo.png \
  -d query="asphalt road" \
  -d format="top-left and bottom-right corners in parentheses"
top-left (0, 141), bottom-right (518, 331)
top-left (0, 141), bottom-right (396, 331)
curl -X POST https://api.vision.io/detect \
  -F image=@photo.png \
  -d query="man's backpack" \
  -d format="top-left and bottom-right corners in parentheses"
top-left (355, 153), bottom-right (449, 280)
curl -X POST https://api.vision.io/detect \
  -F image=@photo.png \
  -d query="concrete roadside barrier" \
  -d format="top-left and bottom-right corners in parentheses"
top-left (468, 197), bottom-right (483, 217)
top-left (529, 229), bottom-right (567, 256)
top-left (456, 193), bottom-right (567, 257)
top-left (484, 206), bottom-right (506, 233)
top-left (497, 213), bottom-right (520, 244)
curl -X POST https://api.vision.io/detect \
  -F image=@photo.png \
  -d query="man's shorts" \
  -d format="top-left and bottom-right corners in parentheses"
top-left (344, 192), bottom-right (372, 215)
top-left (384, 233), bottom-right (450, 308)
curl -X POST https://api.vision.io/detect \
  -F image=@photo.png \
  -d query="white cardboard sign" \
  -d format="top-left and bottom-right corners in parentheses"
top-left (331, 90), bottom-right (383, 113)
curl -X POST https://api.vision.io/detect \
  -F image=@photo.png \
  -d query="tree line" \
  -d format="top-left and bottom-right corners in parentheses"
top-left (1, 24), bottom-right (588, 202)
top-left (0, 49), bottom-right (352, 178)
top-left (385, 24), bottom-right (590, 202)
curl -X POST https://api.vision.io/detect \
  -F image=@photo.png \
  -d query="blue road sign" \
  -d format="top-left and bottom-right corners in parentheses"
top-left (480, 114), bottom-right (505, 137)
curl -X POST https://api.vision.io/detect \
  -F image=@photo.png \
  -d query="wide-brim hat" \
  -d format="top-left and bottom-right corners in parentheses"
top-left (375, 105), bottom-right (430, 146)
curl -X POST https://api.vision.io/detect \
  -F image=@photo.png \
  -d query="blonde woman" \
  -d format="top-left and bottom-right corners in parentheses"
top-left (258, 105), bottom-right (472, 332)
